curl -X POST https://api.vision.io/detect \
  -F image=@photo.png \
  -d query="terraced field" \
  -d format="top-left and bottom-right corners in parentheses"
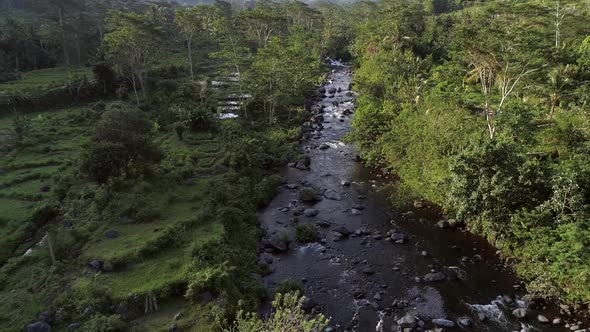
top-left (0, 103), bottom-right (232, 331)
top-left (0, 107), bottom-right (92, 260)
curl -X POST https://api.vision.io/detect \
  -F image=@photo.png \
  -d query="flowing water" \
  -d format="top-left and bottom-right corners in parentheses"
top-left (258, 65), bottom-right (576, 331)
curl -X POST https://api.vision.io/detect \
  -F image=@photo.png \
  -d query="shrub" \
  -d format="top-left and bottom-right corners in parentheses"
top-left (298, 187), bottom-right (320, 203)
top-left (228, 292), bottom-right (329, 332)
top-left (295, 224), bottom-right (318, 243)
top-left (447, 139), bottom-right (551, 238)
top-left (81, 104), bottom-right (162, 182)
top-left (275, 280), bottom-right (304, 296)
top-left (81, 314), bottom-right (125, 332)
top-left (173, 102), bottom-right (218, 131)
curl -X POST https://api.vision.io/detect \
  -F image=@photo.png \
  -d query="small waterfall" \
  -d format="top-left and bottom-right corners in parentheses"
top-left (375, 311), bottom-right (385, 332)
top-left (466, 298), bottom-right (508, 326)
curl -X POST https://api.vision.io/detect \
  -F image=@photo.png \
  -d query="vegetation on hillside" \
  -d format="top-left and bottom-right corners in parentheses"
top-left (348, 0), bottom-right (590, 304)
top-left (3, 0), bottom-right (590, 330)
top-left (0, 0), bottom-right (330, 330)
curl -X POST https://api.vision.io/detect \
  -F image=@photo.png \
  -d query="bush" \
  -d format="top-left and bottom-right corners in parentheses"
top-left (228, 292), bottom-right (329, 332)
top-left (173, 102), bottom-right (218, 131)
top-left (81, 314), bottom-right (125, 332)
top-left (275, 280), bottom-right (304, 296)
top-left (295, 224), bottom-right (318, 243)
top-left (81, 104), bottom-right (162, 182)
top-left (298, 187), bottom-right (320, 203)
top-left (447, 139), bottom-right (550, 238)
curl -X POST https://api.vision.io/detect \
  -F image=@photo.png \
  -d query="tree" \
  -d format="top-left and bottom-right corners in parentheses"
top-left (227, 292), bottom-right (329, 332)
top-left (547, 64), bottom-right (575, 115)
top-left (246, 29), bottom-right (322, 124)
top-left (466, 51), bottom-right (540, 139)
top-left (285, 1), bottom-right (323, 33)
top-left (81, 103), bottom-right (162, 182)
top-left (238, 3), bottom-right (285, 48)
top-left (211, 17), bottom-right (251, 117)
top-left (102, 10), bottom-right (164, 104)
top-left (176, 5), bottom-right (222, 80)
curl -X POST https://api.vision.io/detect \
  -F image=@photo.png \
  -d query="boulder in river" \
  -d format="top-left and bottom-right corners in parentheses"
top-left (295, 156), bottom-right (311, 170)
top-left (304, 209), bottom-right (319, 217)
top-left (390, 232), bottom-right (408, 244)
top-left (269, 236), bottom-right (289, 252)
top-left (458, 317), bottom-right (473, 327)
top-left (512, 308), bottom-right (528, 319)
top-left (351, 208), bottom-right (363, 215)
top-left (316, 220), bottom-right (331, 228)
top-left (423, 272), bottom-right (446, 282)
top-left (332, 226), bottom-right (351, 236)
top-left (537, 315), bottom-right (549, 323)
top-left (436, 220), bottom-right (450, 229)
top-left (311, 114), bottom-right (324, 124)
top-left (397, 314), bottom-right (418, 328)
top-left (432, 318), bottom-right (455, 327)
top-left (323, 190), bottom-right (342, 201)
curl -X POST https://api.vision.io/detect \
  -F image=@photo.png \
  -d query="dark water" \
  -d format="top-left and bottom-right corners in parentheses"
top-left (258, 65), bottom-right (576, 332)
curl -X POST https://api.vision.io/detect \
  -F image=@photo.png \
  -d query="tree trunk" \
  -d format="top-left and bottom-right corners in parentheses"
top-left (131, 74), bottom-right (140, 105)
top-left (187, 37), bottom-right (194, 80)
top-left (59, 7), bottom-right (70, 66)
top-left (138, 71), bottom-right (147, 100)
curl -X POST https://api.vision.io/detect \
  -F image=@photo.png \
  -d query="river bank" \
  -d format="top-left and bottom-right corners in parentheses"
top-left (256, 64), bottom-right (586, 332)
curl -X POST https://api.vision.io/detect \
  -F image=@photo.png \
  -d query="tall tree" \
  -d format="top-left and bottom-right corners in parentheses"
top-left (175, 5), bottom-right (222, 80)
top-left (102, 10), bottom-right (164, 104)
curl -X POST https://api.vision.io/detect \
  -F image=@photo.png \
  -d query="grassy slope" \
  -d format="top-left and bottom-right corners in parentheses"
top-left (0, 103), bottom-right (230, 331)
top-left (0, 107), bottom-right (91, 260)
top-left (0, 43), bottom-right (285, 330)
top-left (0, 67), bottom-right (93, 97)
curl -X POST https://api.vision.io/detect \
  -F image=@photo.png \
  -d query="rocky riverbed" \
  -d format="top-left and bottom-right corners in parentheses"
top-left (258, 64), bottom-right (585, 332)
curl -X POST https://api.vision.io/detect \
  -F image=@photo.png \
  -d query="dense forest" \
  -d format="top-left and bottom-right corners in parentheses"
top-left (349, 0), bottom-right (590, 304)
top-left (1, 0), bottom-right (590, 331)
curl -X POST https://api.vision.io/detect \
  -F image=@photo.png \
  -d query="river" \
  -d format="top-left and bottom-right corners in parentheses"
top-left (258, 64), bottom-right (577, 332)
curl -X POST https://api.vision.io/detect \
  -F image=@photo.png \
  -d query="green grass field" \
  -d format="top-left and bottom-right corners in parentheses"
top-left (0, 95), bottom-right (232, 331)
top-left (0, 67), bottom-right (93, 97)
top-left (0, 106), bottom-right (92, 261)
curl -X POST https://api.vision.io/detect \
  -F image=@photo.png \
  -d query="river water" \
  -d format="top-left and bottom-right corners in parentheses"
top-left (258, 65), bottom-right (574, 331)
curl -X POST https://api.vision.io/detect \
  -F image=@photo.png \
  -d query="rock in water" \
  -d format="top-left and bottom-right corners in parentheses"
top-left (316, 220), bottom-right (331, 228)
top-left (458, 317), bottom-right (473, 327)
top-left (351, 208), bottom-right (363, 215)
top-left (397, 314), bottom-right (418, 328)
top-left (323, 190), bottom-right (342, 201)
top-left (304, 209), bottom-right (319, 217)
top-left (267, 235), bottom-right (289, 252)
top-left (512, 308), bottom-right (528, 318)
top-left (432, 318), bottom-right (455, 327)
top-left (332, 226), bottom-right (351, 235)
top-left (537, 315), bottom-right (549, 323)
top-left (423, 272), bottom-right (446, 282)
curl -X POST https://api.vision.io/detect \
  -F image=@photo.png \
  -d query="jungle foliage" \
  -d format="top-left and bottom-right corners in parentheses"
top-left (348, 0), bottom-right (590, 303)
